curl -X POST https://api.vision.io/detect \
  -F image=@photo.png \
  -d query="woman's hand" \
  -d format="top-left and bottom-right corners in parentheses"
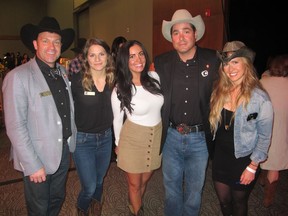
top-left (240, 167), bottom-right (256, 185)
top-left (115, 146), bottom-right (119, 155)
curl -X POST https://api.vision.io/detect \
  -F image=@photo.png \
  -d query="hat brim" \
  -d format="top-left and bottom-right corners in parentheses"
top-left (217, 47), bottom-right (256, 63)
top-left (20, 24), bottom-right (75, 53)
top-left (70, 47), bottom-right (82, 53)
top-left (162, 15), bottom-right (205, 42)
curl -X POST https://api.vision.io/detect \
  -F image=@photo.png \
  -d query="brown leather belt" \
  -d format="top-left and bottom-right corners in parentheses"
top-left (170, 122), bottom-right (204, 134)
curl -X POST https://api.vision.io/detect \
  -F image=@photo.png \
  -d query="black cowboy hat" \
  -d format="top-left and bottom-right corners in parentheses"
top-left (71, 38), bottom-right (87, 53)
top-left (20, 16), bottom-right (75, 53)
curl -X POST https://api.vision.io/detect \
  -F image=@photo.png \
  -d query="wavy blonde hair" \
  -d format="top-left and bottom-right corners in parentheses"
top-left (209, 57), bottom-right (263, 133)
top-left (81, 38), bottom-right (115, 91)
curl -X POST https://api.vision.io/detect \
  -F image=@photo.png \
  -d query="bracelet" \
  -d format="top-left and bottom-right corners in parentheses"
top-left (250, 163), bottom-right (258, 168)
top-left (246, 166), bottom-right (256, 174)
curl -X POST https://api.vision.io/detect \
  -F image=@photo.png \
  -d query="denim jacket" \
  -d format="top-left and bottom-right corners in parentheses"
top-left (213, 88), bottom-right (274, 164)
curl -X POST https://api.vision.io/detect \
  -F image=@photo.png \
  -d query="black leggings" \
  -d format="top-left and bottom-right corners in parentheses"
top-left (213, 181), bottom-right (252, 216)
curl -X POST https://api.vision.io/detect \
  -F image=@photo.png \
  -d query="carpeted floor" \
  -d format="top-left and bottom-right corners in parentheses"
top-left (0, 128), bottom-right (288, 216)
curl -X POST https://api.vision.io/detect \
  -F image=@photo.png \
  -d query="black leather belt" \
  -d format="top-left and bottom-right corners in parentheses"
top-left (170, 122), bottom-right (204, 134)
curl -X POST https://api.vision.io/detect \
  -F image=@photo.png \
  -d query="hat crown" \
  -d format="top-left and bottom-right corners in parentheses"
top-left (217, 41), bottom-right (255, 63)
top-left (223, 41), bottom-right (245, 53)
top-left (171, 9), bottom-right (193, 22)
top-left (38, 17), bottom-right (61, 32)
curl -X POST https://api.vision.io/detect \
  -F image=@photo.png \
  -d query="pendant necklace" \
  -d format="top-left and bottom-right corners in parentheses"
top-left (224, 109), bottom-right (232, 131)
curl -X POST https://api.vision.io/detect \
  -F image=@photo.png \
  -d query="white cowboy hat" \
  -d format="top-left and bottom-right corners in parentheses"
top-left (162, 9), bottom-right (205, 42)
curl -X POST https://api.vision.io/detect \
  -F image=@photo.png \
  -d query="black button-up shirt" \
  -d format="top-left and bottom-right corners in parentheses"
top-left (36, 57), bottom-right (72, 140)
top-left (170, 54), bottom-right (203, 126)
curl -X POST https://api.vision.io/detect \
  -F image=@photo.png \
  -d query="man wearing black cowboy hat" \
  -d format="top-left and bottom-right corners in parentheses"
top-left (2, 16), bottom-right (77, 216)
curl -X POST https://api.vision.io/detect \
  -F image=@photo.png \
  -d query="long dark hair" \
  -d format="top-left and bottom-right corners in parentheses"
top-left (115, 40), bottom-right (162, 114)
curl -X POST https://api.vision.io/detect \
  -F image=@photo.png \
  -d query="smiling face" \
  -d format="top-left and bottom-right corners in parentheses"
top-left (128, 44), bottom-right (146, 76)
top-left (33, 32), bottom-right (62, 68)
top-left (87, 44), bottom-right (108, 72)
top-left (223, 57), bottom-right (246, 86)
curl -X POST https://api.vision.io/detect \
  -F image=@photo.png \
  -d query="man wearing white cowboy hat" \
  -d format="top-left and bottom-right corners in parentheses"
top-left (2, 16), bottom-right (77, 216)
top-left (154, 9), bottom-right (220, 216)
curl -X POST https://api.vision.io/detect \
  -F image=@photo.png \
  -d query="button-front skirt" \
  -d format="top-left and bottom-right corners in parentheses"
top-left (117, 119), bottom-right (162, 173)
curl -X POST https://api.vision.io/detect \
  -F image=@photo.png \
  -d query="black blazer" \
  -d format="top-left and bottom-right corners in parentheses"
top-left (154, 46), bottom-right (220, 157)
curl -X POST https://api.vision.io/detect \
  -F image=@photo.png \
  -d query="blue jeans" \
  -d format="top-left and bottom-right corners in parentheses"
top-left (73, 129), bottom-right (112, 212)
top-left (23, 142), bottom-right (70, 216)
top-left (162, 127), bottom-right (209, 216)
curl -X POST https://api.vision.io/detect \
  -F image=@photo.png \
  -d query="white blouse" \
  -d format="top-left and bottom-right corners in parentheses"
top-left (111, 71), bottom-right (164, 146)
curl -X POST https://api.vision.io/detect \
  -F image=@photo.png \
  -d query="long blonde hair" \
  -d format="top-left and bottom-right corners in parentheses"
top-left (81, 38), bottom-right (115, 91)
top-left (209, 57), bottom-right (263, 133)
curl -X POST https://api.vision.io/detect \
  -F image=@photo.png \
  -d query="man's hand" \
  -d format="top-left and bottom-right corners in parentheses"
top-left (29, 167), bottom-right (46, 183)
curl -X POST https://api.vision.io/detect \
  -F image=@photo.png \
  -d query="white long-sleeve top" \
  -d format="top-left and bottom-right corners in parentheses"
top-left (111, 71), bottom-right (164, 146)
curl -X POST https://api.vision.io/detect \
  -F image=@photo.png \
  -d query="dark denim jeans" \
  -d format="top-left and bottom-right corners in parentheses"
top-left (23, 143), bottom-right (70, 216)
top-left (72, 129), bottom-right (112, 212)
top-left (162, 127), bottom-right (209, 216)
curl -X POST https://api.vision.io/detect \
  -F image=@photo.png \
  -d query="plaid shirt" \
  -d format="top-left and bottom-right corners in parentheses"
top-left (68, 55), bottom-right (83, 77)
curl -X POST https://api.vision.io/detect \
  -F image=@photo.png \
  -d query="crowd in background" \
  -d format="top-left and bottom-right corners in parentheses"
top-left (0, 52), bottom-right (30, 72)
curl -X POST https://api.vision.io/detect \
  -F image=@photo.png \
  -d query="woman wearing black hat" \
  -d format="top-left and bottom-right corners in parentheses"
top-left (209, 41), bottom-right (273, 215)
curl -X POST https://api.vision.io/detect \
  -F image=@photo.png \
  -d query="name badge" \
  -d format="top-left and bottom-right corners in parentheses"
top-left (40, 91), bottom-right (52, 97)
top-left (84, 91), bottom-right (95, 96)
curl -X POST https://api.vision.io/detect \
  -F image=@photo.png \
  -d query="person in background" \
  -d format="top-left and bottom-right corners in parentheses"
top-left (111, 40), bottom-right (163, 216)
top-left (153, 9), bottom-right (220, 216)
top-left (9, 52), bottom-right (16, 70)
top-left (21, 53), bottom-right (30, 64)
top-left (111, 36), bottom-right (127, 63)
top-left (71, 38), bottom-right (115, 216)
top-left (16, 51), bottom-right (22, 66)
top-left (68, 38), bottom-right (87, 78)
top-left (2, 16), bottom-right (77, 216)
top-left (259, 54), bottom-right (288, 207)
top-left (110, 36), bottom-right (127, 162)
top-left (209, 41), bottom-right (274, 215)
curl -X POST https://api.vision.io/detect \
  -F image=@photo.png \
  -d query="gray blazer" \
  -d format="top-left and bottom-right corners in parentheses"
top-left (2, 58), bottom-right (77, 176)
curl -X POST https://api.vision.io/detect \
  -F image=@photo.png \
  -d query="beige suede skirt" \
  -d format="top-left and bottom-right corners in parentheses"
top-left (117, 119), bottom-right (162, 173)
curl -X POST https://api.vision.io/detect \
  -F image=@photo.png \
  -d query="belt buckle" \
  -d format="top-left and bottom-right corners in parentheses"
top-left (176, 123), bottom-right (190, 135)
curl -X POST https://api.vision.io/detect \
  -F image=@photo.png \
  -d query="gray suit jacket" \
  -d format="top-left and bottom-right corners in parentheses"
top-left (2, 58), bottom-right (77, 176)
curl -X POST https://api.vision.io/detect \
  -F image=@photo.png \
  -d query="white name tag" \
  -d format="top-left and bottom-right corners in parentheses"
top-left (84, 91), bottom-right (95, 96)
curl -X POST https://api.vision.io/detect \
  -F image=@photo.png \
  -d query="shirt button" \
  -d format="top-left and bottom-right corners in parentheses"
top-left (186, 88), bottom-right (188, 90)
top-left (58, 138), bottom-right (62, 142)
top-left (57, 121), bottom-right (61, 125)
